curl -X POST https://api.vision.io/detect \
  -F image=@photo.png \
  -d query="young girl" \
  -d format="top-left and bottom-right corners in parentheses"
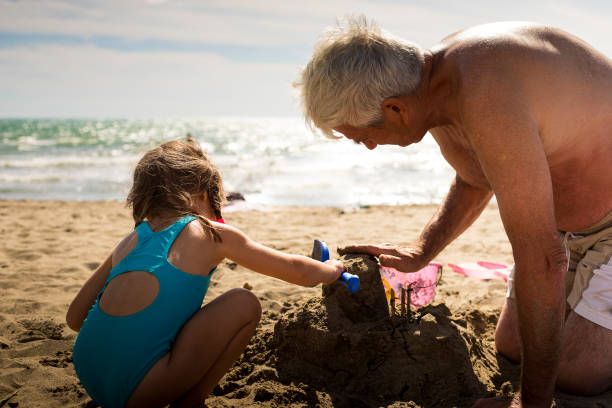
top-left (66, 137), bottom-right (344, 408)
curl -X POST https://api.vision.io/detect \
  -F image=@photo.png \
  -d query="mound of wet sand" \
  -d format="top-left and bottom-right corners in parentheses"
top-left (211, 255), bottom-right (504, 407)
top-left (272, 254), bottom-right (494, 407)
top-left (210, 254), bottom-right (611, 408)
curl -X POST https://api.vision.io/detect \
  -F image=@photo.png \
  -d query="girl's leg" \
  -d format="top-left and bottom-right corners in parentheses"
top-left (126, 288), bottom-right (261, 408)
top-left (170, 288), bottom-right (262, 408)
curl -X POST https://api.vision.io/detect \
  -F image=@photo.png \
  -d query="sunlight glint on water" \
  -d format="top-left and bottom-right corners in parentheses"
top-left (0, 118), bottom-right (454, 206)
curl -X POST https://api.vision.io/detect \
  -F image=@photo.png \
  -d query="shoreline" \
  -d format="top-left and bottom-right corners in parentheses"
top-left (0, 198), bottom-right (457, 207)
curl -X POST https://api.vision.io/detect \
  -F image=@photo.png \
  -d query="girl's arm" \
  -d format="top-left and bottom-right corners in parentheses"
top-left (217, 224), bottom-right (343, 286)
top-left (66, 251), bottom-right (113, 331)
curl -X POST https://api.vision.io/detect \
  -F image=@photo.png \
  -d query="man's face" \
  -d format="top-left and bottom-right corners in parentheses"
top-left (333, 121), bottom-right (419, 150)
top-left (333, 124), bottom-right (380, 150)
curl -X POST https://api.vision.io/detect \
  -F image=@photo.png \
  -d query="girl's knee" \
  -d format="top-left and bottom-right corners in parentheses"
top-left (226, 288), bottom-right (262, 323)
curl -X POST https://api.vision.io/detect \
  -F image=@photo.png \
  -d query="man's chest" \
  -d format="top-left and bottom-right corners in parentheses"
top-left (430, 126), bottom-right (491, 190)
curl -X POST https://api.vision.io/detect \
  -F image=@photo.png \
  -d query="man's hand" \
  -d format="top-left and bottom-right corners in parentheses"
top-left (337, 243), bottom-right (428, 272)
top-left (471, 394), bottom-right (522, 408)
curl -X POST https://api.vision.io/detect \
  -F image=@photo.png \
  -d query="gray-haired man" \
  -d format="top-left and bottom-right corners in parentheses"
top-left (296, 17), bottom-right (612, 408)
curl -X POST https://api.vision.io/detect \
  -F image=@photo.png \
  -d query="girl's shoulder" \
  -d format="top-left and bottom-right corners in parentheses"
top-left (183, 218), bottom-right (244, 240)
top-left (112, 230), bottom-right (139, 268)
top-left (174, 218), bottom-right (238, 254)
top-left (171, 219), bottom-right (227, 275)
top-left (184, 218), bottom-right (230, 241)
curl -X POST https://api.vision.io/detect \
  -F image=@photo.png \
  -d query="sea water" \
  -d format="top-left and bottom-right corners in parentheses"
top-left (0, 117), bottom-right (454, 206)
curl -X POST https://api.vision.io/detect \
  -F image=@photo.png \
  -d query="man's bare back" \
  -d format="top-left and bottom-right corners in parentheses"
top-left (429, 22), bottom-right (612, 231)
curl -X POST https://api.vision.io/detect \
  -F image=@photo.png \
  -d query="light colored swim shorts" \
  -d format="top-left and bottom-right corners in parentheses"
top-left (506, 210), bottom-right (612, 330)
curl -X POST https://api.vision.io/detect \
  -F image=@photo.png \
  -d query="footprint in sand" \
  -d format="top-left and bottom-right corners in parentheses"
top-left (7, 249), bottom-right (42, 262)
top-left (18, 319), bottom-right (64, 341)
top-left (40, 350), bottom-right (72, 368)
top-left (48, 383), bottom-right (88, 401)
top-left (0, 337), bottom-right (9, 349)
top-left (0, 360), bottom-right (33, 378)
top-left (0, 281), bottom-right (17, 290)
top-left (57, 266), bottom-right (81, 275)
top-left (10, 299), bottom-right (41, 314)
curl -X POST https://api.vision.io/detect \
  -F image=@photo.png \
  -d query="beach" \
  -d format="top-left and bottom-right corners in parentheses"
top-left (0, 200), bottom-right (610, 407)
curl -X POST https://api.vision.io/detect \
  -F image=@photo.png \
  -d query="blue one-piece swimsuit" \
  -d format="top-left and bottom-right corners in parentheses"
top-left (73, 215), bottom-right (214, 408)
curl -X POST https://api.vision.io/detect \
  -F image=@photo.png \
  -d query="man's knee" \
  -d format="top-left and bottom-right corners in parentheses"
top-left (556, 366), bottom-right (610, 396)
top-left (494, 301), bottom-right (521, 363)
top-left (494, 326), bottom-right (521, 363)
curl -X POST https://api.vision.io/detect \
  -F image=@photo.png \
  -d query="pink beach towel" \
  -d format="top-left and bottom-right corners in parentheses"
top-left (448, 261), bottom-right (510, 282)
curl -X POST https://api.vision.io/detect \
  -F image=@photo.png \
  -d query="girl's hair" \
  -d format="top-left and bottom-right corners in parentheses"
top-left (127, 136), bottom-right (225, 241)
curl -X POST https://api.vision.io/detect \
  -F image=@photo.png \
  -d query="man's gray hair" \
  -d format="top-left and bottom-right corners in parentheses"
top-left (294, 16), bottom-right (425, 137)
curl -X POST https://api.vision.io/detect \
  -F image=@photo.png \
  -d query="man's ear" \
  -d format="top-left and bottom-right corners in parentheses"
top-left (381, 97), bottom-right (410, 125)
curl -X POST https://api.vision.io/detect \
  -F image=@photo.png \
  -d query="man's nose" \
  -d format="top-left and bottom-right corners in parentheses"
top-left (364, 140), bottom-right (377, 150)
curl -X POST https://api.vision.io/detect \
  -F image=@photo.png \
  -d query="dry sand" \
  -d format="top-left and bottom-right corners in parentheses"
top-left (0, 200), bottom-right (610, 407)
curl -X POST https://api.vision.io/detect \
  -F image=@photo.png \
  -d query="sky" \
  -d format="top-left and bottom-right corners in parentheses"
top-left (1, 0), bottom-right (611, 118)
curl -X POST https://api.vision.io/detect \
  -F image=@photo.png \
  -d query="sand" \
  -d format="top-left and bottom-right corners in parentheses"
top-left (0, 200), bottom-right (610, 407)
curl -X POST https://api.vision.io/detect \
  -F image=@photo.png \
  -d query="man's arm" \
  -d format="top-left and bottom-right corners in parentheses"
top-left (418, 174), bottom-right (493, 262)
top-left (464, 80), bottom-right (567, 407)
top-left (339, 174), bottom-right (492, 271)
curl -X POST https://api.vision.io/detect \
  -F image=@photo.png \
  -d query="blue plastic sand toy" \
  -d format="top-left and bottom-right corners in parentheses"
top-left (312, 239), bottom-right (359, 293)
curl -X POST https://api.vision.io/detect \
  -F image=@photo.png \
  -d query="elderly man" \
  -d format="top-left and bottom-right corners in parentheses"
top-left (295, 17), bottom-right (612, 408)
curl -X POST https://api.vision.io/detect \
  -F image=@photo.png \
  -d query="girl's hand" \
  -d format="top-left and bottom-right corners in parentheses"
top-left (323, 259), bottom-right (345, 284)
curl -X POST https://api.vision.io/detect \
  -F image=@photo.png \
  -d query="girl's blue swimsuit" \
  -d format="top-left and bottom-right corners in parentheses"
top-left (73, 215), bottom-right (214, 408)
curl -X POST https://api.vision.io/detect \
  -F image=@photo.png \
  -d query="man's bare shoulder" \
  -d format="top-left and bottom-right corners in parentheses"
top-left (435, 22), bottom-right (607, 68)
top-left (439, 22), bottom-right (561, 48)
top-left (432, 21), bottom-right (612, 110)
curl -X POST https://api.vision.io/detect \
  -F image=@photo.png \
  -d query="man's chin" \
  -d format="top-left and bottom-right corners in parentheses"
top-left (399, 133), bottom-right (426, 146)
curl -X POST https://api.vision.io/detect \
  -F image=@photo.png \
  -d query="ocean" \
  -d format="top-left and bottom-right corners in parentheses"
top-left (0, 118), bottom-right (454, 207)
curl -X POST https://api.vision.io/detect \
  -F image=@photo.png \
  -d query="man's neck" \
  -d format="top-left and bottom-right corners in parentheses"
top-left (421, 49), bottom-right (460, 130)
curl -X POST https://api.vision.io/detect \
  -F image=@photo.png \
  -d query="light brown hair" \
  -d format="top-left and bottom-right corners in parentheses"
top-left (127, 136), bottom-right (225, 241)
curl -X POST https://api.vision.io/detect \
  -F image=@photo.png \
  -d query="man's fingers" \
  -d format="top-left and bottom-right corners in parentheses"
top-left (337, 244), bottom-right (377, 256)
top-left (379, 254), bottom-right (408, 271)
top-left (379, 254), bottom-right (428, 273)
top-left (338, 244), bottom-right (399, 256)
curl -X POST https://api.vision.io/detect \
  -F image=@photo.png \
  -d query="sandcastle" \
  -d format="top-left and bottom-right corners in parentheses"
top-left (269, 254), bottom-right (493, 407)
top-left (213, 254), bottom-right (500, 407)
